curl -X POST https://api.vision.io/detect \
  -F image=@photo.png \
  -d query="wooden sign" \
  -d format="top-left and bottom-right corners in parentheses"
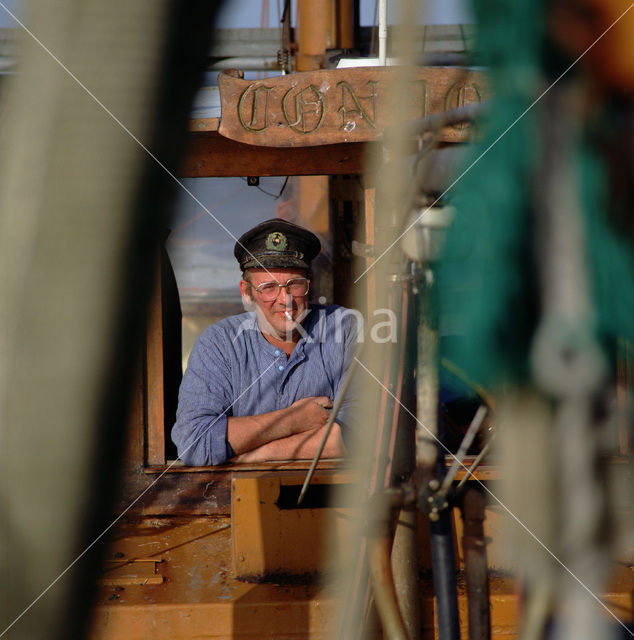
top-left (218, 67), bottom-right (488, 148)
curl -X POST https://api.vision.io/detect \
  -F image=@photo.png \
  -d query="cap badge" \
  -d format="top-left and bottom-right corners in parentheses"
top-left (266, 231), bottom-right (288, 251)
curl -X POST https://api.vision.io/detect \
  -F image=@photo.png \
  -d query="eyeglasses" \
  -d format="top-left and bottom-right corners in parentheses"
top-left (252, 277), bottom-right (310, 301)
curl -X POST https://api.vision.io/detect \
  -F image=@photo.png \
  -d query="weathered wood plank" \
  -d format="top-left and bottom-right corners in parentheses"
top-left (217, 66), bottom-right (487, 147)
top-left (181, 131), bottom-right (369, 177)
top-left (116, 463), bottom-right (345, 516)
top-left (117, 470), bottom-right (233, 515)
top-left (189, 117), bottom-right (220, 132)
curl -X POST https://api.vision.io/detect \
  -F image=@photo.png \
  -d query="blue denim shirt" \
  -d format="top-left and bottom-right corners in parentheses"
top-left (171, 304), bottom-right (361, 465)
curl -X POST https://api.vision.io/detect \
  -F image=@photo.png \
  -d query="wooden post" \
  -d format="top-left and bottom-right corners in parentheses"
top-left (295, 0), bottom-right (341, 304)
top-left (336, 0), bottom-right (355, 49)
top-left (364, 181), bottom-right (376, 316)
top-left (146, 254), bottom-right (166, 466)
top-left (297, 0), bottom-right (329, 71)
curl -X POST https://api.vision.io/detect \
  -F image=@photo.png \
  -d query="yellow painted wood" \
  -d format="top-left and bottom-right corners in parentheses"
top-left (231, 470), bottom-right (356, 578)
top-left (99, 560), bottom-right (164, 586)
top-left (87, 508), bottom-right (632, 639)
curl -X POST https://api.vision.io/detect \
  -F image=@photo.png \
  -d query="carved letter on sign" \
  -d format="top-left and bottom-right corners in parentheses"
top-left (337, 80), bottom-right (378, 130)
top-left (238, 84), bottom-right (273, 133)
top-left (281, 84), bottom-right (326, 134)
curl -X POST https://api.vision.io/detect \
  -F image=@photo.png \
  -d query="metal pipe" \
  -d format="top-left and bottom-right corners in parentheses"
top-left (429, 509), bottom-right (461, 640)
top-left (390, 277), bottom-right (421, 640)
top-left (391, 508), bottom-right (421, 640)
top-left (415, 266), bottom-right (461, 639)
top-left (208, 56), bottom-right (281, 71)
top-left (368, 534), bottom-right (409, 640)
top-left (415, 267), bottom-right (439, 468)
top-left (459, 486), bottom-right (491, 640)
top-left (378, 0), bottom-right (387, 65)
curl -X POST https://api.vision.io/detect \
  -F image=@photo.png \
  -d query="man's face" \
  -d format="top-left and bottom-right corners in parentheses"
top-left (240, 268), bottom-right (310, 340)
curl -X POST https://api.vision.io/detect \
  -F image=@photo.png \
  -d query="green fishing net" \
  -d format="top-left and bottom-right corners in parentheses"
top-left (438, 0), bottom-right (634, 388)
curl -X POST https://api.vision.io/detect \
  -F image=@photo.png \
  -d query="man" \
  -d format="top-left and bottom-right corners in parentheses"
top-left (171, 218), bottom-right (359, 465)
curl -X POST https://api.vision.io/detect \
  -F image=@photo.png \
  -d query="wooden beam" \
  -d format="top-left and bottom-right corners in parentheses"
top-left (181, 131), bottom-right (368, 177)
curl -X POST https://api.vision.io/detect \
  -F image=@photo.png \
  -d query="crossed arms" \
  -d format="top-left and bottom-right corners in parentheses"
top-left (172, 310), bottom-right (358, 466)
top-left (227, 396), bottom-right (346, 462)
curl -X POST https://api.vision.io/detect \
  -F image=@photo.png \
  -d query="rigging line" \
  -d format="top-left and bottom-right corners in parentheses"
top-left (297, 341), bottom-right (364, 505)
top-left (354, 356), bottom-right (634, 638)
top-left (256, 185), bottom-right (280, 197)
top-left (281, 0), bottom-right (291, 23)
top-left (276, 175), bottom-right (290, 199)
top-left (0, 2), bottom-right (280, 282)
top-left (0, 359), bottom-right (278, 639)
top-left (438, 404), bottom-right (487, 496)
top-left (354, 1), bottom-right (634, 284)
top-left (456, 435), bottom-right (495, 491)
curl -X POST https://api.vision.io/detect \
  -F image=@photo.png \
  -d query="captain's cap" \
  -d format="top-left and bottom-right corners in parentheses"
top-left (234, 218), bottom-right (321, 271)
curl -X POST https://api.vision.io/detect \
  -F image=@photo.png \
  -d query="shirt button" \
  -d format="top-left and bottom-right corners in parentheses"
top-left (278, 365), bottom-right (284, 371)
top-left (274, 349), bottom-right (281, 356)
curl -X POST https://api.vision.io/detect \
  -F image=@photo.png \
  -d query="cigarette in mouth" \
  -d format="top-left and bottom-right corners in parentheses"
top-left (284, 311), bottom-right (293, 321)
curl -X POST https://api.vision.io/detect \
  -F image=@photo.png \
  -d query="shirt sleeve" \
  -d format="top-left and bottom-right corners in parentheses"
top-left (171, 328), bottom-right (234, 466)
top-left (331, 309), bottom-right (363, 449)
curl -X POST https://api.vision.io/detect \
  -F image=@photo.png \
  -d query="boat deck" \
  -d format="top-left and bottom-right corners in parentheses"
top-left (88, 515), bottom-right (632, 639)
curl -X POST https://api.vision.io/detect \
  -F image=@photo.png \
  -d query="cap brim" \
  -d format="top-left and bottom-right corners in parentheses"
top-left (241, 255), bottom-right (311, 270)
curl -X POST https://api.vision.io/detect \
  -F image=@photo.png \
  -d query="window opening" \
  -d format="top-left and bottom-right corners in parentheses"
top-left (151, 175), bottom-right (335, 465)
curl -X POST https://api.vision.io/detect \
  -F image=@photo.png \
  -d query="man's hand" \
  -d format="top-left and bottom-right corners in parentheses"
top-left (231, 422), bottom-right (346, 463)
top-left (226, 395), bottom-right (334, 456)
top-left (285, 396), bottom-right (333, 434)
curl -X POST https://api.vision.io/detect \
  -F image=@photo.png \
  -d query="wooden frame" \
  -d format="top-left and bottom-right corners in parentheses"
top-left (145, 256), bottom-right (167, 466)
top-left (182, 131), bottom-right (368, 178)
top-left (134, 125), bottom-right (376, 514)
